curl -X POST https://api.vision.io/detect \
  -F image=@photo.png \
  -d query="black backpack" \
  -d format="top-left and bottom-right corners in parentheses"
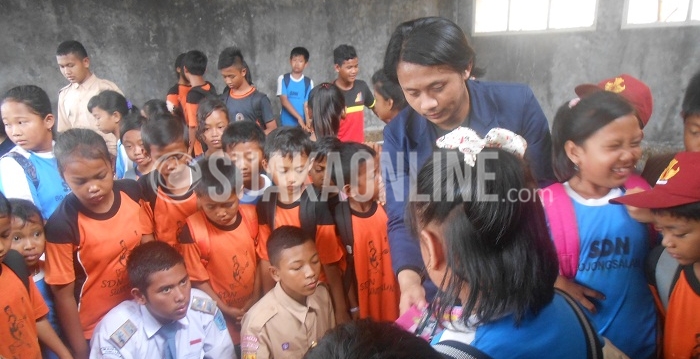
top-left (258, 187), bottom-right (318, 240)
top-left (3, 249), bottom-right (30, 291)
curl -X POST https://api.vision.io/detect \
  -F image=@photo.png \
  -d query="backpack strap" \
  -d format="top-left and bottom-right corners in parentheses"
top-left (540, 183), bottom-right (579, 279)
top-left (303, 77), bottom-right (311, 97)
top-left (3, 152), bottom-right (39, 189)
top-left (283, 73), bottom-right (291, 88)
top-left (187, 212), bottom-right (212, 266)
top-left (555, 288), bottom-right (604, 359)
top-left (432, 340), bottom-right (494, 359)
top-left (654, 248), bottom-right (682, 311)
top-left (252, 91), bottom-right (266, 130)
top-left (299, 189), bottom-right (318, 240)
top-left (3, 249), bottom-right (30, 291)
top-left (333, 201), bottom-right (357, 296)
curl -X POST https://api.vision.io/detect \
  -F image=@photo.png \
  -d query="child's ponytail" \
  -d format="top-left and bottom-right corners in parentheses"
top-left (309, 83), bottom-right (345, 138)
top-left (87, 90), bottom-right (137, 118)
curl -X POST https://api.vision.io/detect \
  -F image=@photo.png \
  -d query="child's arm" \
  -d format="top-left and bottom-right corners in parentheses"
top-left (52, 282), bottom-right (88, 359)
top-left (554, 275), bottom-right (605, 313)
top-left (194, 281), bottom-right (246, 323)
top-left (622, 187), bottom-right (654, 223)
top-left (346, 277), bottom-right (359, 320)
top-left (323, 262), bottom-right (350, 324)
top-left (244, 265), bottom-right (262, 312)
top-left (36, 316), bottom-right (73, 359)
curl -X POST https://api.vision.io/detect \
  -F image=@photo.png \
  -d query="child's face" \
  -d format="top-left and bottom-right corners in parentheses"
top-left (655, 213), bottom-right (700, 266)
top-left (199, 192), bottom-right (240, 227)
top-left (309, 157), bottom-right (327, 189)
top-left (227, 142), bottom-right (264, 189)
top-left (122, 129), bottom-right (152, 169)
top-left (335, 57), bottom-right (359, 84)
top-left (91, 107), bottom-right (120, 135)
top-left (270, 240), bottom-right (321, 304)
top-left (1, 101), bottom-right (54, 153)
top-left (149, 141), bottom-right (189, 179)
top-left (265, 153), bottom-right (310, 198)
top-left (135, 263), bottom-right (192, 323)
top-left (9, 215), bottom-right (45, 269)
top-left (220, 65), bottom-right (247, 91)
top-left (373, 86), bottom-right (394, 123)
top-left (290, 55), bottom-right (308, 74)
top-left (348, 161), bottom-right (379, 202)
top-left (62, 157), bottom-right (115, 213)
top-left (56, 53), bottom-right (90, 84)
top-left (684, 114), bottom-right (700, 152)
top-left (203, 110), bottom-right (228, 150)
top-left (567, 114), bottom-right (643, 193)
top-left (0, 215), bottom-right (11, 264)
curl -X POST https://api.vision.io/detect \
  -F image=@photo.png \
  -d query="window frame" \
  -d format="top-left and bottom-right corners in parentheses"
top-left (471, 0), bottom-right (600, 36)
top-left (622, 0), bottom-right (700, 29)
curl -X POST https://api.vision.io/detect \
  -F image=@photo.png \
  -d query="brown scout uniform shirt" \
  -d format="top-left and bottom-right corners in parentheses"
top-left (240, 282), bottom-right (335, 359)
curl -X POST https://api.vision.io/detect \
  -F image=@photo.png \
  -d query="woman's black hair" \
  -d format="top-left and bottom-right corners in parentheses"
top-left (308, 83), bottom-right (344, 138)
top-left (55, 128), bottom-right (111, 175)
top-left (551, 91), bottom-right (636, 182)
top-left (407, 148), bottom-right (558, 326)
top-left (1, 85), bottom-right (53, 120)
top-left (383, 17), bottom-right (485, 84)
top-left (371, 69), bottom-right (407, 111)
top-left (87, 90), bottom-right (137, 118)
top-left (195, 98), bottom-right (229, 142)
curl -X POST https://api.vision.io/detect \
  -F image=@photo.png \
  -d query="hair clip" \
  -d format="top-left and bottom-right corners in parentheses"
top-left (436, 127), bottom-right (527, 167)
top-left (568, 97), bottom-right (581, 109)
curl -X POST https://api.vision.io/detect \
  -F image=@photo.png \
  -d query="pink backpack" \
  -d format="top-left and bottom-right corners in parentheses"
top-left (540, 174), bottom-right (650, 279)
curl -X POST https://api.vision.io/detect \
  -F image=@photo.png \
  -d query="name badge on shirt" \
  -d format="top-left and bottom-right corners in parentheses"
top-left (190, 296), bottom-right (217, 315)
top-left (110, 320), bottom-right (137, 348)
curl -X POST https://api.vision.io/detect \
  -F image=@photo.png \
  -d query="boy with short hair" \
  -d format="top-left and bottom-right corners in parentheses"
top-left (332, 44), bottom-right (375, 143)
top-left (611, 151), bottom-right (700, 359)
top-left (222, 121), bottom-right (272, 205)
top-left (218, 47), bottom-right (277, 134)
top-left (166, 52), bottom-right (191, 116)
top-left (56, 40), bottom-right (122, 154)
top-left (241, 226), bottom-right (335, 358)
top-left (183, 50), bottom-right (217, 156)
top-left (257, 127), bottom-right (349, 324)
top-left (90, 240), bottom-right (234, 358)
top-left (178, 157), bottom-right (260, 353)
top-left (139, 113), bottom-right (198, 247)
top-left (328, 142), bottom-right (400, 322)
top-left (277, 47), bottom-right (314, 128)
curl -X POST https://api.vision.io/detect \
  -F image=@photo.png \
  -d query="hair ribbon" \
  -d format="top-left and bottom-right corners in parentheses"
top-left (435, 127), bottom-right (527, 167)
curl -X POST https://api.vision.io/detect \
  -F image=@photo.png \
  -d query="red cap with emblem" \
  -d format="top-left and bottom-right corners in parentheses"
top-left (575, 74), bottom-right (653, 128)
top-left (610, 152), bottom-right (700, 208)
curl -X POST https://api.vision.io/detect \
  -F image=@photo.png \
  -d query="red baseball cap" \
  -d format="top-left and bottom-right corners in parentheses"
top-left (610, 152), bottom-right (700, 208)
top-left (575, 74), bottom-right (653, 128)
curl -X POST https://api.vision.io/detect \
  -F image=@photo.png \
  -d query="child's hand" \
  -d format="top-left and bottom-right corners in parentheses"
top-left (397, 270), bottom-right (427, 315)
top-left (554, 275), bottom-right (605, 313)
top-left (622, 187), bottom-right (653, 223)
top-left (222, 306), bottom-right (246, 324)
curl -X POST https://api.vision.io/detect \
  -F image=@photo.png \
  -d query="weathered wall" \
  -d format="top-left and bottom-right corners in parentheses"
top-left (462, 0), bottom-right (698, 148)
top-left (0, 0), bottom-right (458, 131)
top-left (1, 0), bottom-right (696, 146)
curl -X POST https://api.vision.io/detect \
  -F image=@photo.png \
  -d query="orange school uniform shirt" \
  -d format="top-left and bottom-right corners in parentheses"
top-left (659, 266), bottom-right (700, 359)
top-left (139, 170), bottom-right (198, 247)
top-left (256, 199), bottom-right (345, 272)
top-left (0, 263), bottom-right (48, 359)
top-left (44, 180), bottom-right (145, 339)
top-left (350, 202), bottom-right (400, 322)
top-left (166, 83), bottom-right (191, 115)
top-left (178, 207), bottom-right (258, 344)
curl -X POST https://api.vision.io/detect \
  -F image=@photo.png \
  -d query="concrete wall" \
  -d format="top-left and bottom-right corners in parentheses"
top-left (1, 0), bottom-right (696, 146)
top-left (462, 0), bottom-right (698, 148)
top-left (0, 0), bottom-right (458, 132)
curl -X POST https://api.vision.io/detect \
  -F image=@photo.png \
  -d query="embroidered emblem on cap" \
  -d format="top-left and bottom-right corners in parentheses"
top-left (604, 77), bottom-right (627, 93)
top-left (657, 158), bottom-right (680, 185)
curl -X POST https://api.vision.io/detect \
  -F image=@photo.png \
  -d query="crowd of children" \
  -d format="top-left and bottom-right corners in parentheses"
top-left (1, 14), bottom-right (699, 359)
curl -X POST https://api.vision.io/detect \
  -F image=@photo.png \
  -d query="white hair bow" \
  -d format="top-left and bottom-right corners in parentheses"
top-left (435, 127), bottom-right (528, 166)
